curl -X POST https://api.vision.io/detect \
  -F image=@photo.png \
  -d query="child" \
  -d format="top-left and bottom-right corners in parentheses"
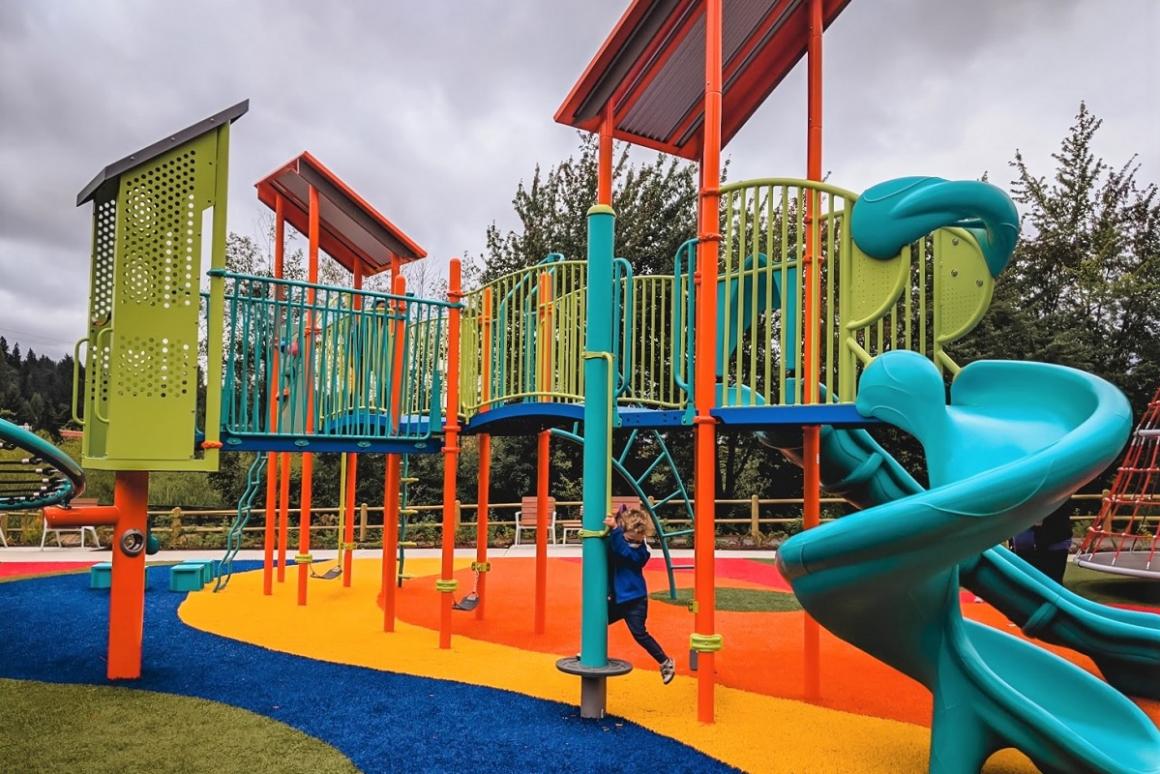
top-left (603, 506), bottom-right (675, 684)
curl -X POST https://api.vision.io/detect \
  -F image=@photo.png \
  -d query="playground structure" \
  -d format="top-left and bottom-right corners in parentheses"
top-left (1077, 386), bottom-right (1160, 578)
top-left (5, 0), bottom-right (1155, 771)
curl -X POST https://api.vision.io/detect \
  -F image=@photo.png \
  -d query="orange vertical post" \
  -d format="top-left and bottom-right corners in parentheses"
top-left (107, 470), bottom-right (150, 679)
top-left (801, 0), bottom-right (824, 701)
top-left (297, 184), bottom-right (320, 606)
top-left (598, 101), bottom-right (614, 206)
top-left (534, 271), bottom-right (553, 635)
top-left (475, 286), bottom-right (494, 620)
top-left (277, 451), bottom-right (290, 582)
top-left (343, 452), bottom-right (358, 587)
top-left (439, 258), bottom-right (463, 649)
top-left (343, 260), bottom-right (364, 587)
top-left (535, 430), bottom-right (550, 634)
top-left (382, 269), bottom-right (406, 632)
top-left (263, 455), bottom-right (278, 596)
top-left (264, 193), bottom-right (287, 595)
top-left (692, 0), bottom-right (724, 724)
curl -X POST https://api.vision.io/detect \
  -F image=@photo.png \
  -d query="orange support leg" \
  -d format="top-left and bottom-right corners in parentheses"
top-left (382, 273), bottom-right (408, 633)
top-left (343, 452), bottom-right (358, 587)
top-left (298, 453), bottom-right (313, 605)
top-left (801, 0), bottom-right (825, 701)
top-left (475, 286), bottom-right (494, 621)
top-left (277, 451), bottom-right (290, 583)
top-left (297, 183), bottom-right (320, 607)
top-left (108, 470), bottom-right (150, 680)
top-left (382, 453), bottom-right (400, 632)
top-left (475, 433), bottom-right (491, 620)
top-left (692, 0), bottom-right (724, 724)
top-left (438, 260), bottom-right (463, 650)
top-left (47, 471), bottom-right (151, 679)
top-left (535, 430), bottom-right (550, 635)
top-left (262, 452), bottom-right (278, 595)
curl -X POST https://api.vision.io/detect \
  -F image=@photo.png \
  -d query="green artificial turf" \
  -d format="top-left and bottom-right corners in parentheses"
top-left (1063, 563), bottom-right (1160, 607)
top-left (650, 586), bottom-right (802, 612)
top-left (0, 679), bottom-right (360, 774)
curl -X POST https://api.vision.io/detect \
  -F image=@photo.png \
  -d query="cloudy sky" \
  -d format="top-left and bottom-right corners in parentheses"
top-left (1, 0), bottom-right (1156, 358)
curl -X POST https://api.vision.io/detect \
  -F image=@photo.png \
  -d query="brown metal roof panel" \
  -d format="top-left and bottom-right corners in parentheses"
top-left (564, 0), bottom-right (688, 129)
top-left (559, 0), bottom-right (853, 158)
top-left (77, 99), bottom-right (249, 206)
top-left (621, 0), bottom-right (784, 150)
top-left (254, 152), bottom-right (427, 277)
top-left (295, 156), bottom-right (425, 264)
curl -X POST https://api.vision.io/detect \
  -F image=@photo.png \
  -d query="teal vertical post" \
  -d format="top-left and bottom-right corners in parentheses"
top-left (580, 203), bottom-right (615, 667)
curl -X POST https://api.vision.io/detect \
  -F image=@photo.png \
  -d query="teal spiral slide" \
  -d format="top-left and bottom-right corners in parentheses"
top-left (777, 352), bottom-right (1160, 773)
top-left (759, 421), bottom-right (1160, 702)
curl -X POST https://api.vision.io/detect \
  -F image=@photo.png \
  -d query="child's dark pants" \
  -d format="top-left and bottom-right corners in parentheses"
top-left (609, 596), bottom-right (668, 664)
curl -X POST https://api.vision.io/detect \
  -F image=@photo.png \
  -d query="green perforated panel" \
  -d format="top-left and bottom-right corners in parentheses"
top-left (933, 229), bottom-right (992, 342)
top-left (81, 193), bottom-right (117, 461)
top-left (81, 128), bottom-right (230, 470)
top-left (846, 242), bottom-right (909, 325)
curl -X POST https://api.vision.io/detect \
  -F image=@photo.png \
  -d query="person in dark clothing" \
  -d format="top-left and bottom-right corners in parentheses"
top-left (604, 506), bottom-right (675, 684)
top-left (1011, 503), bottom-right (1074, 584)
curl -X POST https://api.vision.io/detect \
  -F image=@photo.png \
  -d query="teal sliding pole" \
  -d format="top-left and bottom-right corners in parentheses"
top-left (580, 203), bottom-right (615, 668)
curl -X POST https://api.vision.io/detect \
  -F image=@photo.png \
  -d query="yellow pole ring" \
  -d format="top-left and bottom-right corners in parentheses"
top-left (294, 553), bottom-right (314, 565)
top-left (470, 561), bottom-right (491, 573)
top-left (578, 528), bottom-right (610, 539)
top-left (690, 633), bottom-right (724, 653)
top-left (435, 579), bottom-right (459, 593)
top-left (342, 542), bottom-right (357, 551)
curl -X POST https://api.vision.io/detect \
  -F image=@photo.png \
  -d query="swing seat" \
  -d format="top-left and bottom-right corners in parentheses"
top-left (453, 593), bottom-right (479, 611)
top-left (311, 565), bottom-right (342, 580)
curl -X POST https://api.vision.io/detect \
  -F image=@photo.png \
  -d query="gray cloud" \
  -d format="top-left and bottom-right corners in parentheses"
top-left (1, 0), bottom-right (1156, 357)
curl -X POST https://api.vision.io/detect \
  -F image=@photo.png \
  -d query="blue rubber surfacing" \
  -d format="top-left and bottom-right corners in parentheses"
top-left (0, 564), bottom-right (736, 774)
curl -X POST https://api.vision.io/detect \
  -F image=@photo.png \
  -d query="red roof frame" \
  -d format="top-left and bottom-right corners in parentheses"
top-left (556, 0), bottom-right (852, 160)
top-left (256, 152), bottom-right (426, 277)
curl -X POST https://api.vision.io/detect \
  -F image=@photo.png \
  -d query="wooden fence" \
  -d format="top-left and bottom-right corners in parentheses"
top-left (0, 493), bottom-right (1113, 547)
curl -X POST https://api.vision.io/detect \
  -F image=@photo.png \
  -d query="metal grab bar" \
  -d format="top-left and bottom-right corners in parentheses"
top-left (70, 336), bottom-right (89, 426)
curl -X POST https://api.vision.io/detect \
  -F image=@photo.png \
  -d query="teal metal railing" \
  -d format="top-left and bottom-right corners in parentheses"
top-left (213, 270), bottom-right (457, 444)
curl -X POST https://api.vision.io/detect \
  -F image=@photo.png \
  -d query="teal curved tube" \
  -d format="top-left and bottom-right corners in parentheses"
top-left (777, 352), bottom-right (1160, 773)
top-left (850, 176), bottom-right (1020, 277)
top-left (0, 417), bottom-right (85, 511)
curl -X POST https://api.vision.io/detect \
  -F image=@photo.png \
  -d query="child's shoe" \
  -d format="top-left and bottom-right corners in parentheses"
top-left (660, 657), bottom-right (676, 684)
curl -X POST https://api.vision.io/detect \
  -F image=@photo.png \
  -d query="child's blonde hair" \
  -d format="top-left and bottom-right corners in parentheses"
top-left (620, 507), bottom-right (655, 539)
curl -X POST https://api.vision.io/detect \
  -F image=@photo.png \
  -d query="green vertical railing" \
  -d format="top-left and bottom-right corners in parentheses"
top-left (459, 256), bottom-right (590, 417)
top-left (455, 179), bottom-right (992, 423)
top-left (717, 178), bottom-right (989, 407)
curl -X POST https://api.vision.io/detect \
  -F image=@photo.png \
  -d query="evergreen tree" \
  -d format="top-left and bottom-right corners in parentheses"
top-left (958, 103), bottom-right (1159, 420)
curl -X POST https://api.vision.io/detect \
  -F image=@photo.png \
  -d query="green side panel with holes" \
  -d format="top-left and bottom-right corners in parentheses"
top-left (82, 128), bottom-right (229, 471)
top-left (846, 241), bottom-right (909, 326)
top-left (81, 187), bottom-right (117, 465)
top-left (933, 228), bottom-right (993, 345)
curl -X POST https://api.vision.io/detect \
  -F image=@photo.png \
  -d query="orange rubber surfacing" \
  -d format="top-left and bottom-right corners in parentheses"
top-left (181, 557), bottom-right (1157, 773)
top-left (389, 557), bottom-right (1157, 727)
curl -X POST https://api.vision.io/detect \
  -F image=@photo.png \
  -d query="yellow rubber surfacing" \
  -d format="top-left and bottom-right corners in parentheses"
top-left (180, 559), bottom-right (1034, 773)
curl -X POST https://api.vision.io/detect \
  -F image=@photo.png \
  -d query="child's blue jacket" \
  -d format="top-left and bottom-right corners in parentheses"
top-left (606, 526), bottom-right (650, 604)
